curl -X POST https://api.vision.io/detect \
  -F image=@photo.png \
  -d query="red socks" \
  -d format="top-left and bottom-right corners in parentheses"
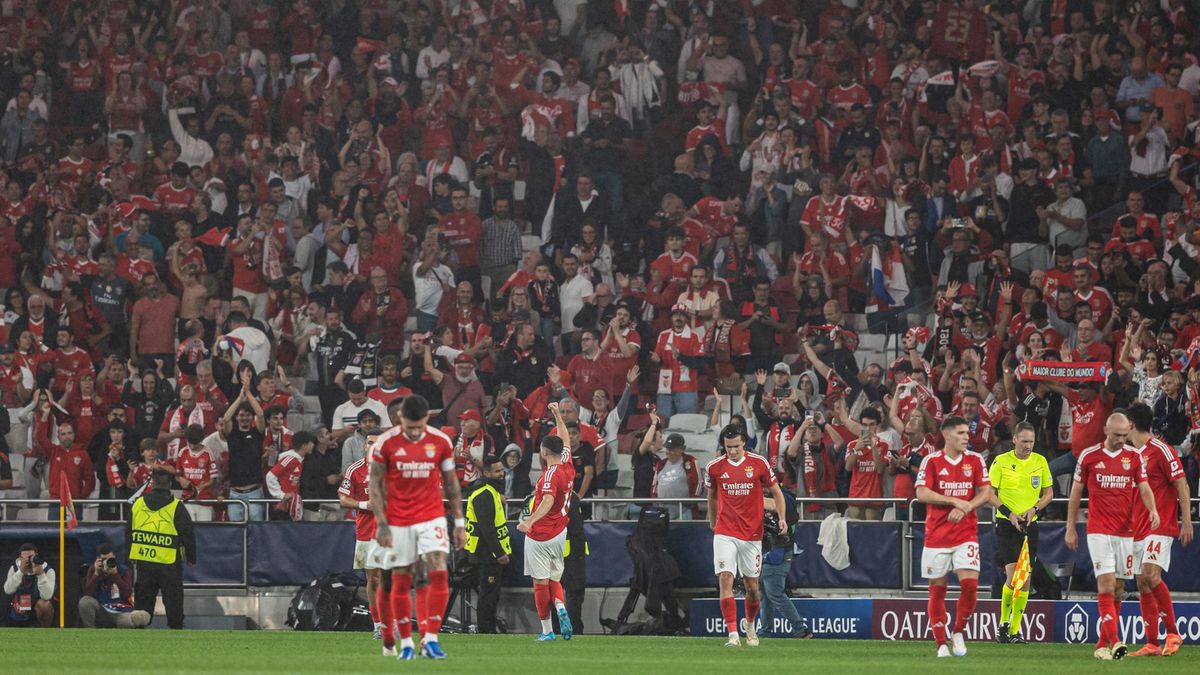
top-left (369, 603), bottom-right (380, 624)
top-left (1151, 582), bottom-right (1178, 636)
top-left (534, 583), bottom-right (552, 620)
top-left (548, 580), bottom-right (565, 608)
top-left (377, 583), bottom-right (395, 646)
top-left (1097, 593), bottom-right (1117, 647)
top-left (414, 584), bottom-right (429, 635)
top-left (719, 596), bottom-right (738, 635)
top-left (1139, 591), bottom-right (1160, 646)
top-left (953, 578), bottom-right (978, 633)
top-left (425, 570), bottom-right (450, 636)
top-left (391, 573), bottom-right (413, 640)
top-left (745, 597), bottom-right (760, 627)
top-left (928, 585), bottom-right (948, 646)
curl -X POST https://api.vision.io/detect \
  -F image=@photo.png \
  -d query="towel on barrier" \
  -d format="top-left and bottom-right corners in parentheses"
top-left (817, 512), bottom-right (850, 570)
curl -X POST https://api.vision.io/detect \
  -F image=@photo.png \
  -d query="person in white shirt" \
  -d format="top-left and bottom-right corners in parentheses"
top-left (219, 313), bottom-right (272, 374)
top-left (412, 238), bottom-right (455, 333)
top-left (558, 253), bottom-right (593, 355)
top-left (330, 378), bottom-right (390, 444)
top-left (416, 26), bottom-right (452, 81)
top-left (167, 107), bottom-right (214, 168)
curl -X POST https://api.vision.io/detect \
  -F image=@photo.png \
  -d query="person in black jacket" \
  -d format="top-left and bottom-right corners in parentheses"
top-left (127, 471), bottom-right (196, 629)
top-left (494, 322), bottom-right (553, 398)
top-left (465, 457), bottom-right (512, 633)
top-left (300, 427), bottom-right (342, 520)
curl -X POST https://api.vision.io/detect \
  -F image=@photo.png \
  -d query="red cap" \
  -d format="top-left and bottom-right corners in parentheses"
top-left (454, 353), bottom-right (476, 366)
top-left (959, 283), bottom-right (978, 298)
top-left (458, 409), bottom-right (483, 423)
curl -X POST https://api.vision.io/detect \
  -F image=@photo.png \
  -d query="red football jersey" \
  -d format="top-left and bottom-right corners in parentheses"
top-left (369, 425), bottom-right (455, 526)
top-left (705, 453), bottom-right (776, 541)
top-left (527, 456), bottom-right (575, 542)
top-left (915, 450), bottom-right (990, 548)
top-left (339, 458), bottom-right (376, 542)
top-left (1132, 438), bottom-right (1184, 540)
top-left (176, 447), bottom-right (219, 499)
top-left (1073, 443), bottom-right (1147, 536)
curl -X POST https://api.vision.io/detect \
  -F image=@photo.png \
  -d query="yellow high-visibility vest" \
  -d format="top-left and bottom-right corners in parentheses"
top-left (128, 497), bottom-right (181, 565)
top-left (465, 484), bottom-right (511, 556)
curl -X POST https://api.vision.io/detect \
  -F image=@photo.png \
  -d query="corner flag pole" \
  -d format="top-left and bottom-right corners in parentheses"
top-left (59, 504), bottom-right (65, 628)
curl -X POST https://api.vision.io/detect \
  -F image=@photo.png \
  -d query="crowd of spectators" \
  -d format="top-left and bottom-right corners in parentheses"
top-left (1, 0), bottom-right (1200, 524)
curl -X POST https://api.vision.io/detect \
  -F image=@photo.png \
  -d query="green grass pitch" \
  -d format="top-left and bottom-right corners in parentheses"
top-left (7, 630), bottom-right (1198, 673)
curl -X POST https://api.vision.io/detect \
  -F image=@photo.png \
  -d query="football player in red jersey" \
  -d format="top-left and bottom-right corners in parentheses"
top-left (517, 403), bottom-right (574, 641)
top-left (915, 416), bottom-right (992, 658)
top-left (705, 425), bottom-right (786, 647)
top-left (1125, 404), bottom-right (1192, 657)
top-left (340, 432), bottom-right (384, 640)
top-left (369, 395), bottom-right (465, 660)
top-left (1066, 412), bottom-right (1157, 661)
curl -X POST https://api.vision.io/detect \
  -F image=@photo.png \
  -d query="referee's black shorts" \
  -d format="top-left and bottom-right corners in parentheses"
top-left (995, 517), bottom-right (1039, 567)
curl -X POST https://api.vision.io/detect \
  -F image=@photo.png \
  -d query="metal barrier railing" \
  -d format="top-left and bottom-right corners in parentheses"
top-left (4, 495), bottom-right (1195, 593)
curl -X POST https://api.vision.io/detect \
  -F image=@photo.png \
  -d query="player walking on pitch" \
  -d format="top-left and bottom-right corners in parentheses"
top-left (989, 422), bottom-right (1052, 644)
top-left (370, 395), bottom-right (466, 660)
top-left (706, 425), bottom-right (787, 647)
top-left (915, 416), bottom-right (992, 658)
top-left (518, 402), bottom-right (575, 641)
top-left (1065, 412), bottom-right (1157, 661)
top-left (1125, 404), bottom-right (1192, 657)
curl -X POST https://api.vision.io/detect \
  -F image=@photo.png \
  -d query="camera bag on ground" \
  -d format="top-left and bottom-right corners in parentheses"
top-left (286, 572), bottom-right (371, 631)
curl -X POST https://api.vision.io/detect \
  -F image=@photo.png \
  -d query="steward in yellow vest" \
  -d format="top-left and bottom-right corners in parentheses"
top-left (126, 471), bottom-right (196, 629)
top-left (464, 457), bottom-right (511, 633)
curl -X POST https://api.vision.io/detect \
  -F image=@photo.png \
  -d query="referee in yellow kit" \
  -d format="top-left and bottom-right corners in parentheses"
top-left (988, 422), bottom-right (1052, 644)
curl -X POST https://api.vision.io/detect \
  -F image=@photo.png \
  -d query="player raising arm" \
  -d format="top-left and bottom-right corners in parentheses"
top-left (1065, 412), bottom-right (1157, 661)
top-left (915, 416), bottom-right (993, 658)
top-left (706, 425), bottom-right (787, 648)
top-left (369, 395), bottom-right (466, 661)
top-left (1124, 404), bottom-right (1192, 657)
top-left (517, 402), bottom-right (575, 641)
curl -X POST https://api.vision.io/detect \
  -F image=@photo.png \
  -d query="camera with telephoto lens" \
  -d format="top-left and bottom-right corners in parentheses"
top-left (104, 558), bottom-right (118, 569)
top-left (30, 555), bottom-right (44, 567)
top-left (762, 511), bottom-right (791, 550)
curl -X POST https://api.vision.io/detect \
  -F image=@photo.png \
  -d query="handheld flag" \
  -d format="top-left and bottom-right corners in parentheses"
top-left (1010, 536), bottom-right (1031, 591)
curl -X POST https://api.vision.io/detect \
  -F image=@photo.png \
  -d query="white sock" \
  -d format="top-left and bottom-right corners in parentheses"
top-left (423, 632), bottom-right (438, 644)
top-left (541, 618), bottom-right (554, 634)
top-left (729, 631), bottom-right (739, 639)
top-left (374, 622), bottom-right (383, 629)
top-left (400, 637), bottom-right (414, 649)
top-left (554, 599), bottom-right (566, 612)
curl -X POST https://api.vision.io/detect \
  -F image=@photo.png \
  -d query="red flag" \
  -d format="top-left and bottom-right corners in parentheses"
top-left (58, 472), bottom-right (78, 531)
top-left (194, 227), bottom-right (231, 248)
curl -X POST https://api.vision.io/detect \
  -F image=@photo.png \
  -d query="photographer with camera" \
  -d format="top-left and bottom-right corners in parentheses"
top-left (760, 501), bottom-right (810, 638)
top-left (78, 543), bottom-right (151, 628)
top-left (3, 543), bottom-right (56, 627)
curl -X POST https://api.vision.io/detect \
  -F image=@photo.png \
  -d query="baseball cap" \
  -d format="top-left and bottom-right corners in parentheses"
top-left (454, 353), bottom-right (477, 366)
top-left (773, 362), bottom-right (790, 374)
top-left (0, 344), bottom-right (13, 354)
top-left (959, 283), bottom-right (979, 298)
top-left (458, 409), bottom-right (483, 423)
top-left (665, 434), bottom-right (686, 449)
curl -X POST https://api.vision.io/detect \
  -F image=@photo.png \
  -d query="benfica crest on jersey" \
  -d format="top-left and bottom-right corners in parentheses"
top-left (962, 464), bottom-right (973, 477)
top-left (744, 467), bottom-right (754, 477)
top-left (424, 443), bottom-right (436, 458)
top-left (1121, 457), bottom-right (1132, 471)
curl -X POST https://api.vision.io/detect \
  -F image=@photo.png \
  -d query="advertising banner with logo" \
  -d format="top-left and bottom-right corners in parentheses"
top-left (689, 598), bottom-right (873, 638)
top-left (690, 598), bottom-right (1200, 644)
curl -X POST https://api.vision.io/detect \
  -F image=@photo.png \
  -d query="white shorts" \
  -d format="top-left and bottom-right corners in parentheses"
top-left (1133, 535), bottom-right (1174, 573)
top-left (378, 517), bottom-right (450, 569)
top-left (1087, 533), bottom-right (1134, 579)
top-left (921, 541), bottom-right (981, 579)
top-left (523, 529), bottom-right (567, 581)
top-left (353, 540), bottom-right (386, 570)
top-left (713, 535), bottom-right (762, 578)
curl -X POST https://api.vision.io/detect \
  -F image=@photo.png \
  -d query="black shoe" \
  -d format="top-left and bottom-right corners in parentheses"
top-left (1008, 633), bottom-right (1026, 644)
top-left (996, 625), bottom-right (1011, 643)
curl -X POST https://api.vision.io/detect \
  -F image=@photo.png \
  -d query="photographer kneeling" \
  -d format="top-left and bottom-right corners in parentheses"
top-left (3, 543), bottom-right (56, 627)
top-left (78, 544), bottom-right (151, 628)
